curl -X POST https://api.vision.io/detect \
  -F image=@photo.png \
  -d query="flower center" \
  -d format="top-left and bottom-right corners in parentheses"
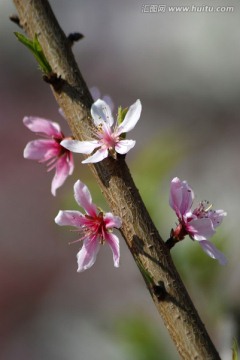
top-left (193, 200), bottom-right (213, 218)
top-left (84, 212), bottom-right (107, 244)
top-left (97, 124), bottom-right (119, 149)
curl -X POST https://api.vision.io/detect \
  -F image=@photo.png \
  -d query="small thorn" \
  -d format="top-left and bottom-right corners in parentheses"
top-left (9, 14), bottom-right (22, 28)
top-left (43, 73), bottom-right (64, 92)
top-left (67, 32), bottom-right (84, 46)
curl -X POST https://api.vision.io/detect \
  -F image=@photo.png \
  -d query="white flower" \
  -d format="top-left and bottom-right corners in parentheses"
top-left (61, 99), bottom-right (142, 163)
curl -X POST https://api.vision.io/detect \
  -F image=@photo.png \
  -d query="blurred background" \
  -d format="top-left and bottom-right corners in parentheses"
top-left (1, 0), bottom-right (240, 359)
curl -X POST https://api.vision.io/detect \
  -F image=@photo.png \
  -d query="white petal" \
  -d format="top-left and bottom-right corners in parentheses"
top-left (117, 99), bottom-right (142, 134)
top-left (89, 86), bottom-right (101, 100)
top-left (82, 148), bottom-right (108, 163)
top-left (91, 99), bottom-right (114, 127)
top-left (60, 139), bottom-right (100, 154)
top-left (74, 180), bottom-right (98, 217)
top-left (115, 139), bottom-right (136, 154)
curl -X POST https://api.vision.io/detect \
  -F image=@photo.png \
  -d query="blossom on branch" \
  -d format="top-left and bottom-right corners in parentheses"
top-left (23, 116), bottom-right (74, 196)
top-left (55, 180), bottom-right (122, 272)
top-left (169, 177), bottom-right (227, 265)
top-left (61, 98), bottom-right (142, 163)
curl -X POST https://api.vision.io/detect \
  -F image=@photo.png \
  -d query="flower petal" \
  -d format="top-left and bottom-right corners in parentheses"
top-left (90, 87), bottom-right (115, 112)
top-left (105, 232), bottom-right (120, 267)
top-left (68, 151), bottom-right (74, 175)
top-left (77, 236), bottom-right (101, 272)
top-left (55, 210), bottom-right (85, 227)
top-left (74, 180), bottom-right (98, 217)
top-left (51, 154), bottom-right (73, 196)
top-left (90, 86), bottom-right (101, 100)
top-left (208, 209), bottom-right (227, 229)
top-left (199, 240), bottom-right (227, 265)
top-left (117, 99), bottom-right (142, 135)
top-left (23, 116), bottom-right (62, 137)
top-left (187, 218), bottom-right (215, 241)
top-left (91, 99), bottom-right (114, 127)
top-left (104, 213), bottom-right (122, 229)
top-left (169, 177), bottom-right (194, 218)
top-left (82, 148), bottom-right (108, 163)
top-left (23, 139), bottom-right (59, 160)
top-left (60, 139), bottom-right (100, 154)
top-left (115, 139), bottom-right (136, 154)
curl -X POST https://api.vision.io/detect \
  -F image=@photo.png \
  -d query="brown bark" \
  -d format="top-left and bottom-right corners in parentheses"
top-left (12, 1), bottom-right (221, 358)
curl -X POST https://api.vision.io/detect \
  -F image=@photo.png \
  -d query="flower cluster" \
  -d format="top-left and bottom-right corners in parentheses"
top-left (23, 98), bottom-right (227, 272)
top-left (169, 177), bottom-right (227, 265)
top-left (23, 98), bottom-right (140, 271)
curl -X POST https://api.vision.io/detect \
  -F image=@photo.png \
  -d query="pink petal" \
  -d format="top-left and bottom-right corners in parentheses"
top-left (55, 210), bottom-right (85, 227)
top-left (23, 116), bottom-right (61, 137)
top-left (187, 218), bottom-right (215, 241)
top-left (91, 99), bottom-right (114, 127)
top-left (117, 99), bottom-right (142, 135)
top-left (74, 180), bottom-right (98, 217)
top-left (199, 240), bottom-right (227, 265)
top-left (169, 177), bottom-right (194, 217)
top-left (82, 148), bottom-right (108, 163)
top-left (208, 209), bottom-right (227, 229)
top-left (77, 236), bottom-right (101, 272)
top-left (68, 151), bottom-right (74, 175)
top-left (104, 213), bottom-right (122, 229)
top-left (105, 232), bottom-right (120, 267)
top-left (23, 139), bottom-right (59, 160)
top-left (115, 139), bottom-right (136, 154)
top-left (51, 154), bottom-right (73, 196)
top-left (60, 139), bottom-right (100, 154)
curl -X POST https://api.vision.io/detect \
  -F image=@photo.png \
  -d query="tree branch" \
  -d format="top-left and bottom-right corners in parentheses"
top-left (13, 1), bottom-right (221, 358)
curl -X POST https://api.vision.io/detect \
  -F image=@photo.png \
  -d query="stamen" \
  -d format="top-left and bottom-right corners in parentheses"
top-left (205, 203), bottom-right (213, 212)
top-left (68, 231), bottom-right (88, 245)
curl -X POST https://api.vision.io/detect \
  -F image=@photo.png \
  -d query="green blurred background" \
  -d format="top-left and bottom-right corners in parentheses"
top-left (1, 0), bottom-right (239, 359)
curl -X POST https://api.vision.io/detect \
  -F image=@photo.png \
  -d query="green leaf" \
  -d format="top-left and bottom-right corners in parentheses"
top-left (117, 106), bottom-right (128, 125)
top-left (232, 338), bottom-right (239, 360)
top-left (14, 32), bottom-right (52, 74)
top-left (117, 106), bottom-right (128, 139)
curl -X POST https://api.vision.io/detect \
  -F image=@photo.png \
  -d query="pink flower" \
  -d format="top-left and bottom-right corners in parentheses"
top-left (169, 177), bottom-right (227, 265)
top-left (23, 116), bottom-right (74, 196)
top-left (55, 180), bottom-right (122, 272)
top-left (61, 99), bottom-right (142, 163)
